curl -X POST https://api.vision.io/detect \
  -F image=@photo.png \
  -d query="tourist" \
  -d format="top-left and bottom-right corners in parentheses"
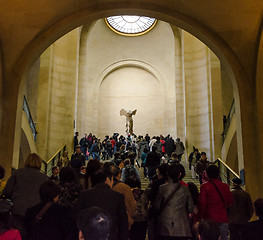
top-left (0, 199), bottom-right (22, 240)
top-left (164, 135), bottom-right (175, 158)
top-left (76, 167), bottom-right (129, 240)
top-left (195, 152), bottom-right (210, 185)
top-left (110, 165), bottom-right (137, 230)
top-left (79, 134), bottom-right (89, 157)
top-left (77, 207), bottom-right (112, 240)
top-left (141, 147), bottom-right (149, 179)
top-left (3, 153), bottom-right (48, 232)
top-left (74, 132), bottom-right (79, 152)
top-left (198, 219), bottom-right (220, 240)
top-left (188, 147), bottom-right (201, 179)
top-left (174, 138), bottom-right (185, 162)
top-left (153, 163), bottom-right (193, 240)
top-left (242, 198), bottom-right (263, 240)
top-left (49, 166), bottom-right (59, 182)
top-left (58, 167), bottom-right (83, 214)
top-left (57, 150), bottom-right (69, 169)
top-left (25, 180), bottom-right (76, 240)
top-left (129, 183), bottom-right (148, 240)
top-left (146, 145), bottom-right (161, 181)
top-left (71, 145), bottom-right (86, 181)
top-left (121, 159), bottom-right (140, 186)
top-left (228, 177), bottom-right (253, 240)
top-left (198, 165), bottom-right (234, 240)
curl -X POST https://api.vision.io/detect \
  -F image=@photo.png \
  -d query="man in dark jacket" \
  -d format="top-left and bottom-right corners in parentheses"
top-left (188, 147), bottom-right (201, 179)
top-left (228, 177), bottom-right (253, 240)
top-left (75, 167), bottom-right (129, 240)
top-left (71, 145), bottom-right (86, 181)
top-left (242, 198), bottom-right (263, 240)
top-left (195, 152), bottom-right (210, 184)
top-left (146, 146), bottom-right (160, 181)
top-left (165, 135), bottom-right (175, 158)
top-left (74, 132), bottom-right (79, 152)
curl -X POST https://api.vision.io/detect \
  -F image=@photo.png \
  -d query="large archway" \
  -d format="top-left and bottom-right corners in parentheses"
top-left (1, 4), bottom-right (260, 200)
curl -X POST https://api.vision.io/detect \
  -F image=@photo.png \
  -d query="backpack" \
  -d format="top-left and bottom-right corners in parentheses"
top-left (124, 165), bottom-right (137, 178)
top-left (92, 143), bottom-right (99, 152)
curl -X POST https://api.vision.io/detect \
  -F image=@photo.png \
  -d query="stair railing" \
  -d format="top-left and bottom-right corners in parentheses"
top-left (41, 145), bottom-right (66, 176)
top-left (23, 96), bottom-right (37, 142)
top-left (213, 158), bottom-right (240, 187)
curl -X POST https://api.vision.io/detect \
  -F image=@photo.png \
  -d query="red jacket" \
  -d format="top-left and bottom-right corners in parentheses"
top-left (110, 139), bottom-right (116, 148)
top-left (198, 179), bottom-right (233, 223)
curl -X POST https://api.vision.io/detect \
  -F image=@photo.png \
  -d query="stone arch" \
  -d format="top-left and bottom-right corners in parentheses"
top-left (5, 4), bottom-right (258, 195)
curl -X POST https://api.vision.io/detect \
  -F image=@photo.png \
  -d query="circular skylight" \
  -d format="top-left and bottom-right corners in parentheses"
top-left (105, 16), bottom-right (157, 36)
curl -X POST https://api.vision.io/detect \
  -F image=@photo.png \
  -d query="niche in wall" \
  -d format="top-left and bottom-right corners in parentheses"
top-left (98, 66), bottom-right (164, 138)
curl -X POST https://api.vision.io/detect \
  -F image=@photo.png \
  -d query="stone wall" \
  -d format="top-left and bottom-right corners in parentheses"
top-left (36, 29), bottom-right (79, 160)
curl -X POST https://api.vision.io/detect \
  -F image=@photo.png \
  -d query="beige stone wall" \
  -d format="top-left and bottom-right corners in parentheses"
top-left (98, 66), bottom-right (162, 138)
top-left (183, 31), bottom-right (223, 161)
top-left (77, 20), bottom-right (176, 139)
top-left (36, 29), bottom-right (79, 160)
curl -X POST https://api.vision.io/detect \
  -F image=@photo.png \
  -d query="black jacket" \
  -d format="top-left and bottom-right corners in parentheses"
top-left (75, 183), bottom-right (129, 240)
top-left (146, 151), bottom-right (160, 167)
top-left (25, 202), bottom-right (76, 240)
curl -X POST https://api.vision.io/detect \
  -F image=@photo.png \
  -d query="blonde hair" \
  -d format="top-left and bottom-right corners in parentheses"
top-left (24, 153), bottom-right (42, 170)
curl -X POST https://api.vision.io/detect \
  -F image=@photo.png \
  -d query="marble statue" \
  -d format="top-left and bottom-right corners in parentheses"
top-left (120, 109), bottom-right (137, 134)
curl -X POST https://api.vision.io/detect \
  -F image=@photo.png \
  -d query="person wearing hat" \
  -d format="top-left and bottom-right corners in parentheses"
top-left (227, 177), bottom-right (253, 240)
top-left (0, 199), bottom-right (22, 240)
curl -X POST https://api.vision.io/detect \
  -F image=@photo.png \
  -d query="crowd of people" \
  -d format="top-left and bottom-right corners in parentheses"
top-left (0, 132), bottom-right (262, 240)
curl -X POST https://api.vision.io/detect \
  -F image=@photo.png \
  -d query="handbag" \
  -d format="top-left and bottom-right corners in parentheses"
top-left (148, 183), bottom-right (181, 220)
top-left (209, 180), bottom-right (226, 208)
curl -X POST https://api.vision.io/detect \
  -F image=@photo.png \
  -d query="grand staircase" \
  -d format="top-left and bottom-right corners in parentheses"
top-left (136, 158), bottom-right (200, 190)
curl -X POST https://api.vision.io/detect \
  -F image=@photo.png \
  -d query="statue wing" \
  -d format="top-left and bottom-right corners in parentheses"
top-left (132, 109), bottom-right (137, 115)
top-left (120, 109), bottom-right (127, 116)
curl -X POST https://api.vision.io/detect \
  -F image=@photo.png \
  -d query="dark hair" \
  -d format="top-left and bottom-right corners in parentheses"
top-left (206, 165), bottom-right (220, 179)
top-left (168, 164), bottom-right (185, 183)
top-left (158, 163), bottom-right (168, 178)
top-left (201, 151), bottom-right (206, 156)
top-left (152, 145), bottom-right (157, 152)
top-left (187, 182), bottom-right (199, 205)
top-left (0, 165), bottom-right (5, 179)
top-left (77, 207), bottom-right (111, 240)
top-left (114, 152), bottom-right (120, 159)
top-left (52, 166), bottom-right (58, 171)
top-left (143, 147), bottom-right (149, 153)
top-left (85, 159), bottom-right (101, 189)
top-left (59, 167), bottom-right (75, 184)
top-left (109, 165), bottom-right (121, 178)
top-left (125, 176), bottom-right (141, 188)
top-left (91, 168), bottom-right (113, 187)
top-left (0, 200), bottom-right (14, 235)
top-left (198, 219), bottom-right (220, 240)
top-left (76, 145), bottom-right (81, 149)
top-left (254, 198), bottom-right (263, 218)
top-left (39, 180), bottom-right (61, 202)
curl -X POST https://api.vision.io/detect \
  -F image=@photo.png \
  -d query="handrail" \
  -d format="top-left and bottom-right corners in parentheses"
top-left (41, 145), bottom-right (66, 176)
top-left (222, 99), bottom-right (235, 142)
top-left (23, 96), bottom-right (37, 142)
top-left (214, 158), bottom-right (241, 186)
top-left (46, 145), bottom-right (66, 165)
top-left (215, 158), bottom-right (239, 178)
